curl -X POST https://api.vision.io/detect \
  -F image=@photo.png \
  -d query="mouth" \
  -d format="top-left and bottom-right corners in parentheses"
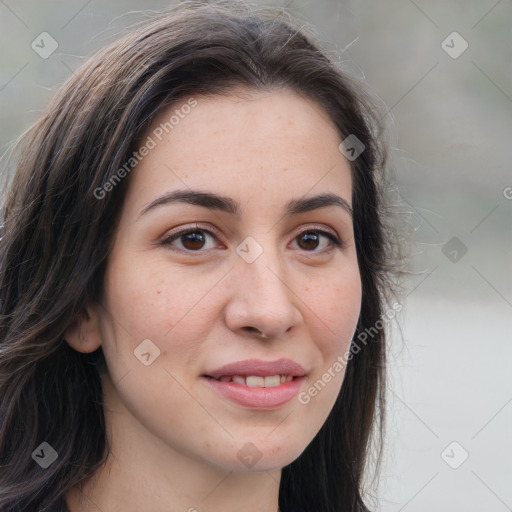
top-left (202, 358), bottom-right (307, 408)
top-left (204, 374), bottom-right (297, 387)
top-left (202, 374), bottom-right (305, 408)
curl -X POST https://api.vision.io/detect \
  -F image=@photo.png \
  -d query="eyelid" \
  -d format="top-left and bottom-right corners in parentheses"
top-left (161, 223), bottom-right (224, 249)
top-left (161, 222), bottom-right (343, 251)
top-left (164, 222), bottom-right (222, 238)
top-left (294, 224), bottom-right (344, 250)
top-left (292, 223), bottom-right (339, 240)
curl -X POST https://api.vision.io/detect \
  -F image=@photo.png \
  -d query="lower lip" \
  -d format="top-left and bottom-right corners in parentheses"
top-left (203, 376), bottom-right (305, 408)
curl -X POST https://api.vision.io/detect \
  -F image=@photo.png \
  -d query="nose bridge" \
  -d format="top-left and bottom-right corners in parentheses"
top-left (236, 234), bottom-right (288, 298)
top-left (229, 233), bottom-right (299, 329)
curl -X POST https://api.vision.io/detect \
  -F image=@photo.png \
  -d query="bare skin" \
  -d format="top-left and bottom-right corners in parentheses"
top-left (65, 88), bottom-right (361, 512)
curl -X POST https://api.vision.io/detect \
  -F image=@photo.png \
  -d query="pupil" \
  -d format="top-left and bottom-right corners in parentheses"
top-left (299, 232), bottom-right (319, 250)
top-left (183, 231), bottom-right (205, 250)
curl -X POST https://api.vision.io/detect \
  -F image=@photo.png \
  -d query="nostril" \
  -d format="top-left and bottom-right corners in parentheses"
top-left (245, 327), bottom-right (269, 339)
top-left (244, 327), bottom-right (268, 338)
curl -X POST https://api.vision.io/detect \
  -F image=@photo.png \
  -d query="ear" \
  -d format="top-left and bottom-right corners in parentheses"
top-left (64, 304), bottom-right (103, 354)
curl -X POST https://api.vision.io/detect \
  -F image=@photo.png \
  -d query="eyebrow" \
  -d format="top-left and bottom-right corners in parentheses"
top-left (137, 189), bottom-right (353, 220)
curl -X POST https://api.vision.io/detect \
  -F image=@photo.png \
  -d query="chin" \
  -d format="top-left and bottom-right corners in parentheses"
top-left (208, 433), bottom-right (308, 473)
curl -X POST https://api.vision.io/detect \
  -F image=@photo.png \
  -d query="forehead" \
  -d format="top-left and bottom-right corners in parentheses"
top-left (124, 88), bottom-right (352, 215)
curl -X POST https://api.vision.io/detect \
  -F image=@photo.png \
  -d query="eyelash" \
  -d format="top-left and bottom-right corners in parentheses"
top-left (160, 223), bottom-right (343, 254)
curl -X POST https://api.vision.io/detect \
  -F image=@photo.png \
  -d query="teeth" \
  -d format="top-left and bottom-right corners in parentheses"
top-left (216, 374), bottom-right (295, 387)
top-left (246, 376), bottom-right (265, 387)
top-left (232, 375), bottom-right (246, 385)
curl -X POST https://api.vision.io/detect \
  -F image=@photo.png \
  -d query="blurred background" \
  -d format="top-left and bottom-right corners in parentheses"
top-left (1, 1), bottom-right (510, 510)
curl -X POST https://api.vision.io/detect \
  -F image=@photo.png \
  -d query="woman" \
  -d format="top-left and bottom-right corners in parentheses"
top-left (0, 1), bottom-right (400, 511)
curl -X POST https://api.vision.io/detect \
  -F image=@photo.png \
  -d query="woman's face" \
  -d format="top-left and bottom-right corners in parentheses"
top-left (92, 89), bottom-right (361, 473)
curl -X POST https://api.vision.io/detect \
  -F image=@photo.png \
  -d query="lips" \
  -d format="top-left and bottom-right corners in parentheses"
top-left (202, 358), bottom-right (307, 408)
top-left (204, 358), bottom-right (307, 380)
top-left (216, 375), bottom-right (294, 387)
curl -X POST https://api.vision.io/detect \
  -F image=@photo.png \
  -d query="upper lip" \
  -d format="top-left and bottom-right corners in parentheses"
top-left (205, 358), bottom-right (307, 379)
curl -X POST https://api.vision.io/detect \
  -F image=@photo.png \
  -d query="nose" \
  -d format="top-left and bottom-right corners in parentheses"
top-left (223, 242), bottom-right (302, 340)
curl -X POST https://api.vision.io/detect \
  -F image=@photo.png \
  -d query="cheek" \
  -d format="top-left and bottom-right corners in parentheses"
top-left (307, 267), bottom-right (362, 349)
top-left (299, 268), bottom-right (361, 404)
top-left (102, 254), bottom-right (207, 335)
top-left (99, 255), bottom-right (224, 379)
top-left (97, 259), bottom-right (216, 428)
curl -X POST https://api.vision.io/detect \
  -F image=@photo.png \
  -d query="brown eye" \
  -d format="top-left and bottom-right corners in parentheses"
top-left (297, 231), bottom-right (320, 251)
top-left (293, 229), bottom-right (341, 252)
top-left (161, 225), bottom-right (341, 254)
top-left (179, 230), bottom-right (207, 250)
top-left (161, 227), bottom-right (220, 252)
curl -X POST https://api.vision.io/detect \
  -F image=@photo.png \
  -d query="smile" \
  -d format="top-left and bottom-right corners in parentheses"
top-left (212, 374), bottom-right (295, 387)
top-left (203, 375), bottom-right (305, 408)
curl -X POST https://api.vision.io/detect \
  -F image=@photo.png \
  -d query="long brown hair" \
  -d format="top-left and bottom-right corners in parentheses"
top-left (0, 2), bottom-right (399, 510)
